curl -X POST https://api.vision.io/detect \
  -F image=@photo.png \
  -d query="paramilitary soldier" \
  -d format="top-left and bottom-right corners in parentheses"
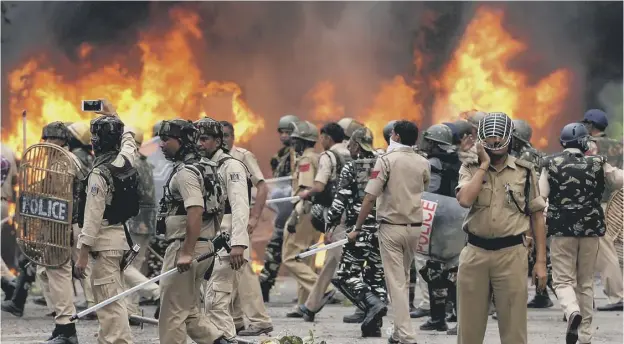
top-left (123, 127), bottom-right (161, 322)
top-left (455, 112), bottom-right (548, 344)
top-left (540, 122), bottom-right (623, 344)
top-left (509, 119), bottom-right (554, 310)
top-left (328, 127), bottom-right (388, 338)
top-left (581, 109), bottom-right (624, 312)
top-left (194, 117), bottom-right (251, 342)
top-left (356, 120), bottom-right (430, 344)
top-left (296, 122), bottom-right (351, 320)
top-left (259, 114), bottom-right (301, 302)
top-left (155, 119), bottom-right (231, 344)
top-left (219, 120), bottom-right (274, 337)
top-left (417, 123), bottom-right (461, 332)
top-left (74, 101), bottom-right (139, 344)
top-left (337, 117), bottom-right (365, 140)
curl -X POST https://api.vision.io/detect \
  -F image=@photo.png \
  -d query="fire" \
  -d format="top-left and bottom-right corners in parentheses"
top-left (431, 7), bottom-right (572, 148)
top-left (306, 81), bottom-right (345, 125)
top-left (3, 8), bottom-right (264, 157)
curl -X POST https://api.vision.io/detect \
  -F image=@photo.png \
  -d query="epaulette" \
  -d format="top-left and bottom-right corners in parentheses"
top-left (514, 157), bottom-right (534, 171)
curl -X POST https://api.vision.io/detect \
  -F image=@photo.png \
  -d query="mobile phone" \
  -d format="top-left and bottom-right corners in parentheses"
top-left (82, 100), bottom-right (103, 112)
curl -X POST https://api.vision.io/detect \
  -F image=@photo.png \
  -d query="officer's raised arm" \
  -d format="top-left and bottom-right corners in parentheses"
top-left (456, 142), bottom-right (490, 208)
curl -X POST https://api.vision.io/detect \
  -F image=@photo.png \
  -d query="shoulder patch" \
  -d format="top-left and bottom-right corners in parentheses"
top-left (229, 172), bottom-right (241, 182)
top-left (299, 163), bottom-right (310, 172)
top-left (370, 170), bottom-right (380, 179)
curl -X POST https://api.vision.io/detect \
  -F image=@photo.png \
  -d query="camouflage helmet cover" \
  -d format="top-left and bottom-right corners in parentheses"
top-left (290, 120), bottom-right (319, 142)
top-left (512, 119), bottom-right (533, 143)
top-left (90, 115), bottom-right (125, 153)
top-left (42, 121), bottom-right (70, 142)
top-left (194, 117), bottom-right (227, 150)
top-left (158, 119), bottom-right (197, 147)
top-left (153, 120), bottom-right (164, 137)
top-left (349, 127), bottom-right (374, 152)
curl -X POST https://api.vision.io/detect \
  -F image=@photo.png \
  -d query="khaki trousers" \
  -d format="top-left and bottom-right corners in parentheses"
top-left (596, 235), bottom-right (623, 304)
top-left (203, 256), bottom-right (237, 339)
top-left (91, 250), bottom-right (133, 344)
top-left (124, 234), bottom-right (160, 316)
top-left (72, 226), bottom-right (94, 307)
top-left (282, 213), bottom-right (322, 304)
top-left (378, 224), bottom-right (419, 344)
top-left (231, 261), bottom-right (272, 329)
top-left (159, 241), bottom-right (223, 344)
top-left (413, 253), bottom-right (430, 310)
top-left (457, 244), bottom-right (528, 344)
top-left (551, 237), bottom-right (599, 343)
top-left (36, 261), bottom-right (76, 325)
top-left (304, 225), bottom-right (344, 311)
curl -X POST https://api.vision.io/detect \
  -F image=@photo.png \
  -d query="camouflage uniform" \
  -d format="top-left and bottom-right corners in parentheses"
top-left (71, 147), bottom-right (94, 172)
top-left (589, 133), bottom-right (623, 201)
top-left (330, 158), bottom-right (387, 309)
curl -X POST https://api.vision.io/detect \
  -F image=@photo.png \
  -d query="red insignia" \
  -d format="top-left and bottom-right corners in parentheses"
top-left (299, 163), bottom-right (310, 172)
top-left (370, 170), bottom-right (380, 179)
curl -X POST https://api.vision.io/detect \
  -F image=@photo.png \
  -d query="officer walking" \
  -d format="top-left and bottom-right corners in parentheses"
top-left (355, 120), bottom-right (430, 344)
top-left (259, 114), bottom-right (301, 302)
top-left (540, 122), bottom-right (623, 344)
top-left (328, 127), bottom-right (388, 337)
top-left (218, 121), bottom-right (274, 337)
top-left (74, 101), bottom-right (137, 344)
top-left (455, 112), bottom-right (548, 344)
top-left (194, 118), bottom-right (251, 342)
top-left (582, 109), bottom-right (624, 312)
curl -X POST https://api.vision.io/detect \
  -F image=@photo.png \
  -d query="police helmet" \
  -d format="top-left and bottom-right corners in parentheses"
top-left (67, 121), bottom-right (91, 146)
top-left (560, 122), bottom-right (590, 152)
top-left (582, 109), bottom-right (609, 130)
top-left (468, 111), bottom-right (487, 128)
top-left (90, 116), bottom-right (124, 154)
top-left (512, 119), bottom-right (532, 143)
top-left (158, 119), bottom-right (198, 148)
top-left (337, 118), bottom-right (364, 139)
top-left (126, 126), bottom-right (145, 145)
top-left (383, 120), bottom-right (398, 144)
top-left (423, 124), bottom-right (454, 146)
top-left (153, 120), bottom-right (164, 137)
top-left (278, 114), bottom-right (301, 132)
top-left (42, 121), bottom-right (70, 143)
top-left (350, 127), bottom-right (374, 153)
top-left (194, 117), bottom-right (228, 150)
top-left (290, 121), bottom-right (319, 143)
top-left (453, 119), bottom-right (472, 139)
top-left (477, 112), bottom-right (514, 151)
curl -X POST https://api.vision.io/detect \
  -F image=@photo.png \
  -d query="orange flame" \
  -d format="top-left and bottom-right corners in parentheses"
top-left (432, 7), bottom-right (572, 148)
top-left (3, 8), bottom-right (264, 157)
top-left (306, 81), bottom-right (345, 124)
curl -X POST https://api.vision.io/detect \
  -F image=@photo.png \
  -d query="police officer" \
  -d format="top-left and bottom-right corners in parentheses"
top-left (74, 100), bottom-right (137, 344)
top-left (218, 120), bottom-right (274, 336)
top-left (259, 114), bottom-right (301, 301)
top-left (328, 127), bottom-right (388, 337)
top-left (355, 120), bottom-right (429, 344)
top-left (582, 109), bottom-right (624, 312)
top-left (540, 122), bottom-right (623, 344)
top-left (455, 112), bottom-right (548, 344)
top-left (296, 122), bottom-right (351, 320)
top-left (337, 117), bottom-right (365, 139)
top-left (194, 118), bottom-right (250, 342)
top-left (67, 121), bottom-right (94, 169)
top-left (282, 120), bottom-right (323, 317)
top-left (123, 127), bottom-right (161, 323)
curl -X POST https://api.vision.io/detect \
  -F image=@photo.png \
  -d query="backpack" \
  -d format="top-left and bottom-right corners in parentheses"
top-left (313, 149), bottom-right (351, 207)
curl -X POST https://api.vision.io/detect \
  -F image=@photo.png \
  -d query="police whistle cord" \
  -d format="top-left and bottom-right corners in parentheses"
top-left (296, 238), bottom-right (348, 260)
top-left (70, 236), bottom-right (230, 321)
top-left (265, 195), bottom-right (300, 205)
top-left (265, 176), bottom-right (292, 183)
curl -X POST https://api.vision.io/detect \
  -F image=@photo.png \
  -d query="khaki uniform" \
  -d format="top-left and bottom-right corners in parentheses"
top-left (282, 147), bottom-right (322, 304)
top-left (455, 155), bottom-right (545, 344)
top-left (77, 132), bottom-right (137, 344)
top-left (226, 146), bottom-right (273, 331)
top-left (1, 144), bottom-right (17, 279)
top-left (303, 142), bottom-right (349, 311)
top-left (365, 146), bottom-right (430, 344)
top-left (158, 158), bottom-right (223, 344)
top-left (203, 148), bottom-right (251, 339)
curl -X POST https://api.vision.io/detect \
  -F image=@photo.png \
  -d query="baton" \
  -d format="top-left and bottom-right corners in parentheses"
top-left (296, 238), bottom-right (348, 260)
top-left (147, 245), bottom-right (164, 262)
top-left (0, 216), bottom-right (13, 225)
top-left (266, 196), bottom-right (299, 205)
top-left (302, 242), bottom-right (322, 253)
top-left (265, 176), bottom-right (292, 183)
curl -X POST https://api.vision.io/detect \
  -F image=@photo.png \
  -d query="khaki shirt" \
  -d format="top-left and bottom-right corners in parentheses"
top-left (456, 155), bottom-right (546, 238)
top-left (212, 149), bottom-right (250, 256)
top-left (292, 148), bottom-right (319, 197)
top-left (365, 147), bottom-right (431, 224)
top-left (1, 144), bottom-right (18, 201)
top-left (229, 146), bottom-right (265, 186)
top-left (78, 132), bottom-right (138, 251)
top-left (315, 142), bottom-right (350, 185)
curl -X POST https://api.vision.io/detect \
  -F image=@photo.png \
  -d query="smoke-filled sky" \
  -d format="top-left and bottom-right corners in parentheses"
top-left (1, 1), bottom-right (622, 168)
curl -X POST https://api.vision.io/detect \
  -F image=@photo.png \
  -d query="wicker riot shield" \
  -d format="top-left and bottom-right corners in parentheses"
top-left (16, 143), bottom-right (76, 267)
top-left (605, 188), bottom-right (623, 269)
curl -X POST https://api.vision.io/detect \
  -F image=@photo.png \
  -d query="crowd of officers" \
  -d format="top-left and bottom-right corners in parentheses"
top-left (0, 98), bottom-right (622, 344)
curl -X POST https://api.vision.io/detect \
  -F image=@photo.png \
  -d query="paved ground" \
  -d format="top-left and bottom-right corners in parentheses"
top-left (1, 276), bottom-right (622, 344)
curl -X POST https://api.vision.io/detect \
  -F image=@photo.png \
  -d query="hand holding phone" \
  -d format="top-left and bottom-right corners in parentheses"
top-left (82, 100), bottom-right (103, 112)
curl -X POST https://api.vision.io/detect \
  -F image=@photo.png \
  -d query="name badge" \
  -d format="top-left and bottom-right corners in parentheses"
top-left (19, 194), bottom-right (71, 224)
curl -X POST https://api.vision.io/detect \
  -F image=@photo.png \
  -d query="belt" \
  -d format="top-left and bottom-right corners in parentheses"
top-left (467, 232), bottom-right (523, 251)
top-left (380, 220), bottom-right (422, 227)
top-left (166, 237), bottom-right (213, 245)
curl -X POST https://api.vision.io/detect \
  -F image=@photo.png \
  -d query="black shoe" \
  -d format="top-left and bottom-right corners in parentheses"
top-left (446, 313), bottom-right (457, 322)
top-left (34, 296), bottom-right (48, 306)
top-left (527, 294), bottom-right (553, 308)
top-left (1, 277), bottom-right (15, 300)
top-left (492, 312), bottom-right (498, 320)
top-left (420, 318), bottom-right (448, 332)
top-left (299, 304), bottom-right (315, 322)
top-left (388, 337), bottom-right (399, 344)
top-left (43, 333), bottom-right (79, 344)
top-left (597, 301), bottom-right (623, 311)
top-left (344, 307), bottom-right (366, 323)
top-left (1, 300), bottom-right (24, 317)
top-left (409, 307), bottom-right (429, 318)
top-left (566, 311), bottom-right (582, 344)
top-left (447, 326), bottom-right (457, 335)
top-left (260, 280), bottom-right (271, 303)
top-left (154, 299), bottom-right (160, 319)
top-left (362, 318), bottom-right (382, 338)
top-left (238, 325), bottom-right (273, 336)
top-left (360, 292), bottom-right (387, 333)
top-left (213, 336), bottom-right (237, 344)
top-left (286, 307), bottom-right (304, 318)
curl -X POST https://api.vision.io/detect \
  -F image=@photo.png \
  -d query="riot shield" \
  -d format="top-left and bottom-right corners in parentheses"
top-left (17, 143), bottom-right (76, 267)
top-left (605, 188), bottom-right (623, 268)
top-left (416, 192), bottom-right (468, 263)
top-left (141, 136), bottom-right (174, 205)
